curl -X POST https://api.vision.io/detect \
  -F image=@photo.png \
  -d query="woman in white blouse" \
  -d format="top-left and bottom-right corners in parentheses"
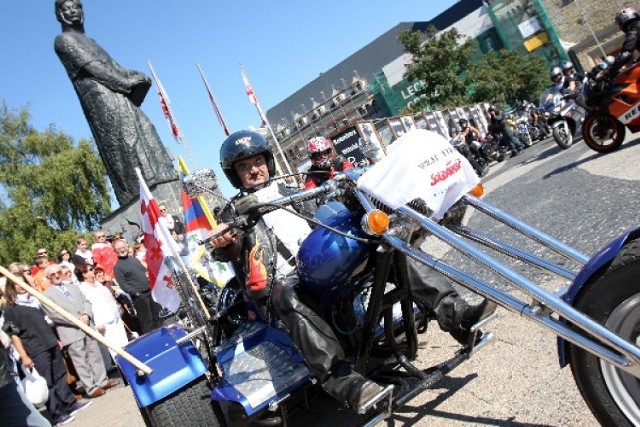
top-left (75, 264), bottom-right (128, 358)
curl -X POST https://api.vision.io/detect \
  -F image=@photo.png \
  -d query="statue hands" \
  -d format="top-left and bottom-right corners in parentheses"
top-left (128, 74), bottom-right (151, 107)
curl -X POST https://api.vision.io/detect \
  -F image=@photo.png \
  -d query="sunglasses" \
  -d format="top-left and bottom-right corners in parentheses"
top-left (49, 272), bottom-right (61, 278)
top-left (37, 251), bottom-right (48, 256)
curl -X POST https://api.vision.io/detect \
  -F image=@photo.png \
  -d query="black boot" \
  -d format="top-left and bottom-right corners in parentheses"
top-left (448, 299), bottom-right (495, 345)
top-left (323, 363), bottom-right (382, 411)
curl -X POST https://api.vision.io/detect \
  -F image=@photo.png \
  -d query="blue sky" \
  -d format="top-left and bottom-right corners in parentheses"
top-left (0, 0), bottom-right (458, 202)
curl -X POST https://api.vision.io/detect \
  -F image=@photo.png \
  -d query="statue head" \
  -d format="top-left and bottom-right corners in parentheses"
top-left (55, 0), bottom-right (84, 28)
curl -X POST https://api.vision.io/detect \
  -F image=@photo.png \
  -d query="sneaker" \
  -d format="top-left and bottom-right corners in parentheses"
top-left (54, 414), bottom-right (76, 427)
top-left (68, 400), bottom-right (92, 417)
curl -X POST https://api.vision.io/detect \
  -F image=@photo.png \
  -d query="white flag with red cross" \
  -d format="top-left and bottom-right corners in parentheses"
top-left (240, 64), bottom-right (268, 126)
top-left (136, 168), bottom-right (182, 313)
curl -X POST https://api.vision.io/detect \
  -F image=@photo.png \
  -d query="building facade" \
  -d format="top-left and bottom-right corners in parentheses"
top-left (266, 0), bottom-right (635, 174)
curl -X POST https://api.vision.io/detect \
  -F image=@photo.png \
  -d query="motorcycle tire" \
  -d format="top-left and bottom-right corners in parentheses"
top-left (519, 132), bottom-right (533, 148)
top-left (569, 238), bottom-right (640, 427)
top-left (582, 113), bottom-right (626, 153)
top-left (552, 125), bottom-right (573, 149)
top-left (147, 377), bottom-right (227, 427)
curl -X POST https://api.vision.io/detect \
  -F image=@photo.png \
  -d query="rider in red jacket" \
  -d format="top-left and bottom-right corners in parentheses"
top-left (304, 136), bottom-right (354, 189)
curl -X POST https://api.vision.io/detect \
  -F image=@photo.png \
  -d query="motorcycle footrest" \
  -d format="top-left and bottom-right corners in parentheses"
top-left (356, 384), bottom-right (394, 415)
top-left (467, 331), bottom-right (494, 356)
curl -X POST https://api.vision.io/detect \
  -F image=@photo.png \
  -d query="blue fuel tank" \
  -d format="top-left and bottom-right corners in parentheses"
top-left (297, 208), bottom-right (372, 297)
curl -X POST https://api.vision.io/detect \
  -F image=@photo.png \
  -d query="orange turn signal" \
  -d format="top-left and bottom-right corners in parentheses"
top-left (469, 183), bottom-right (484, 197)
top-left (363, 209), bottom-right (390, 235)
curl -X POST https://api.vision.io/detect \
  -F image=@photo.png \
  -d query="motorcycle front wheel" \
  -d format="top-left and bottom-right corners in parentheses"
top-left (519, 131), bottom-right (533, 147)
top-left (552, 123), bottom-right (573, 149)
top-left (570, 238), bottom-right (640, 427)
top-left (582, 113), bottom-right (626, 153)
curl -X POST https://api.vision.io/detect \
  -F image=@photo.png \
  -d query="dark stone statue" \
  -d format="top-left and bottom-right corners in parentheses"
top-left (54, 0), bottom-right (176, 206)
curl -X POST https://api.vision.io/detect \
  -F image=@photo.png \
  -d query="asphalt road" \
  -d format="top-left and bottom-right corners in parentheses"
top-left (65, 133), bottom-right (640, 427)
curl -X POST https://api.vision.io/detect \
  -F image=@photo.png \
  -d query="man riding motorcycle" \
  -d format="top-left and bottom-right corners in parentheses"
top-left (459, 118), bottom-right (490, 164)
top-left (209, 130), bottom-right (382, 412)
top-left (609, 8), bottom-right (640, 75)
top-left (304, 136), bottom-right (354, 189)
top-left (449, 126), bottom-right (488, 177)
top-left (559, 62), bottom-right (588, 109)
top-left (209, 132), bottom-right (491, 410)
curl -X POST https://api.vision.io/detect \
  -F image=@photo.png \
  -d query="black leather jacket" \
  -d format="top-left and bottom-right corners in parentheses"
top-left (612, 19), bottom-right (640, 73)
top-left (0, 344), bottom-right (15, 388)
top-left (212, 183), bottom-right (314, 300)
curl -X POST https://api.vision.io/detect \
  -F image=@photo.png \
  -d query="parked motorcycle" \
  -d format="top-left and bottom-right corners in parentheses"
top-left (116, 130), bottom-right (640, 427)
top-left (581, 62), bottom-right (640, 153)
top-left (540, 88), bottom-right (582, 149)
top-left (478, 133), bottom-right (507, 163)
top-left (450, 133), bottom-right (490, 176)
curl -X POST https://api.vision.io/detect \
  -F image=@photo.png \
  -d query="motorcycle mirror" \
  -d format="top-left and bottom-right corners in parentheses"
top-left (183, 168), bottom-right (219, 198)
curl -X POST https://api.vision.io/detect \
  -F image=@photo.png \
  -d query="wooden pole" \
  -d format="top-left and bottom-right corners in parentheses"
top-left (0, 265), bottom-right (153, 375)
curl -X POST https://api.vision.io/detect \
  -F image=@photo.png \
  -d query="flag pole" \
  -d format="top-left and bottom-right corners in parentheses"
top-left (240, 64), bottom-right (294, 178)
top-left (0, 265), bottom-right (153, 375)
top-left (147, 59), bottom-right (197, 169)
top-left (196, 62), bottom-right (231, 137)
top-left (136, 168), bottom-right (210, 321)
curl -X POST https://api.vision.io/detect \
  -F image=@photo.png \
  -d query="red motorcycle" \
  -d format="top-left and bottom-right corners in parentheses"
top-left (582, 62), bottom-right (640, 152)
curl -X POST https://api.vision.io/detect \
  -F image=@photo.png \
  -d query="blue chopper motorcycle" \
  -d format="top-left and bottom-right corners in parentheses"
top-left (116, 131), bottom-right (640, 427)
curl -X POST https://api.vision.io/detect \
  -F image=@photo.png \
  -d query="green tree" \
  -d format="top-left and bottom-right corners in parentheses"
top-left (467, 49), bottom-right (549, 107)
top-left (0, 103), bottom-right (111, 265)
top-left (399, 26), bottom-right (475, 111)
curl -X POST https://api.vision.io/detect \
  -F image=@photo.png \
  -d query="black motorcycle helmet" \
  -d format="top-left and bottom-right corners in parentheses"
top-left (220, 130), bottom-right (276, 189)
top-left (616, 7), bottom-right (640, 31)
top-left (458, 118), bottom-right (469, 128)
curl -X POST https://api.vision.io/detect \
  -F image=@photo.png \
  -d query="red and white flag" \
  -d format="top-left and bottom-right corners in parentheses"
top-left (148, 60), bottom-right (184, 143)
top-left (197, 62), bottom-right (231, 136)
top-left (240, 64), bottom-right (268, 126)
top-left (136, 168), bottom-right (182, 313)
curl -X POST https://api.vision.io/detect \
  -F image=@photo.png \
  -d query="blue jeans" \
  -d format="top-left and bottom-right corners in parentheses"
top-left (0, 380), bottom-right (52, 427)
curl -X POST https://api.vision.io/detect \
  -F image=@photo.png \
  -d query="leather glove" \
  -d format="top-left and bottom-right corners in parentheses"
top-left (234, 194), bottom-right (260, 216)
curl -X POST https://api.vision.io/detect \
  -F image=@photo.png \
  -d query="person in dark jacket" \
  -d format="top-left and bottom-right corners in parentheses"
top-left (0, 342), bottom-right (52, 427)
top-left (3, 276), bottom-right (91, 426)
top-left (610, 8), bottom-right (640, 75)
top-left (113, 241), bottom-right (162, 334)
top-left (488, 105), bottom-right (524, 156)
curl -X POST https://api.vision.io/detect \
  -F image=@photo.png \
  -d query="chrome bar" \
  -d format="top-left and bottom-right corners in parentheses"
top-left (385, 233), bottom-right (638, 374)
top-left (449, 225), bottom-right (577, 280)
top-left (175, 325), bottom-right (207, 345)
top-left (464, 195), bottom-right (590, 265)
top-left (392, 205), bottom-right (640, 375)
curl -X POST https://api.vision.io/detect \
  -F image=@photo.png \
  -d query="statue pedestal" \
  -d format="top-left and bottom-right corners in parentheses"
top-left (100, 179), bottom-right (227, 244)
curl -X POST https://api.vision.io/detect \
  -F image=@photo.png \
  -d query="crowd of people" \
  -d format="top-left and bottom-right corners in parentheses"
top-left (0, 225), bottom-right (177, 426)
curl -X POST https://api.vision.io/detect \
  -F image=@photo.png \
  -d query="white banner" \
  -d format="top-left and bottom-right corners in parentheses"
top-left (357, 129), bottom-right (479, 219)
